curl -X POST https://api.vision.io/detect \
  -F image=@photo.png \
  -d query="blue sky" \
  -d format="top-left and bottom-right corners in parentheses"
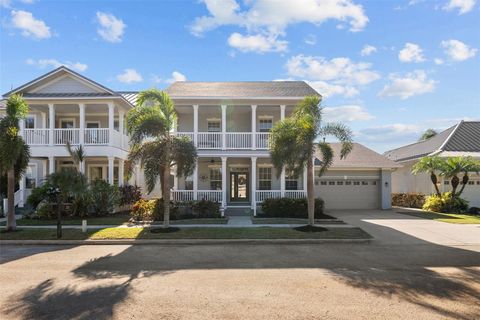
top-left (1, 0), bottom-right (479, 152)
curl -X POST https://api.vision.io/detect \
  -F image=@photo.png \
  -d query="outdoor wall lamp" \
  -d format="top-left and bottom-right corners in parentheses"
top-left (385, 181), bottom-right (389, 187)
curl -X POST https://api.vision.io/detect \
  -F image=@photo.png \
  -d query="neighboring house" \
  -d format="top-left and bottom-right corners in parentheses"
top-left (384, 121), bottom-right (480, 207)
top-left (1, 66), bottom-right (399, 214)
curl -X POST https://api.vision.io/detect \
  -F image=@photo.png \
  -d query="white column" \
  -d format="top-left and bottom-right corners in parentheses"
top-left (135, 165), bottom-right (140, 186)
top-left (18, 174), bottom-right (25, 207)
top-left (193, 159), bottom-right (198, 200)
top-left (108, 156), bottom-right (114, 185)
top-left (221, 105), bottom-right (226, 150)
top-left (280, 105), bottom-right (286, 121)
top-left (48, 156), bottom-right (55, 175)
top-left (221, 157), bottom-right (227, 210)
top-left (41, 112), bottom-right (47, 129)
top-left (19, 119), bottom-right (25, 137)
top-left (108, 102), bottom-right (115, 146)
top-left (173, 166), bottom-right (178, 190)
top-left (193, 105), bottom-right (198, 146)
top-left (119, 110), bottom-right (125, 146)
top-left (280, 168), bottom-right (286, 197)
top-left (251, 157), bottom-right (257, 215)
top-left (48, 104), bottom-right (55, 146)
top-left (79, 103), bottom-right (85, 145)
top-left (251, 105), bottom-right (257, 150)
top-left (119, 159), bottom-right (125, 186)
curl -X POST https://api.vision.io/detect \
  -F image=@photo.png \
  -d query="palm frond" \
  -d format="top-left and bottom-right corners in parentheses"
top-left (316, 142), bottom-right (334, 177)
top-left (319, 122), bottom-right (353, 159)
top-left (170, 136), bottom-right (198, 178)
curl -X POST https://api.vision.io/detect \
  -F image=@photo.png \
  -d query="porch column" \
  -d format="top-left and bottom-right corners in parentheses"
top-left (193, 105), bottom-right (198, 146)
top-left (193, 159), bottom-right (198, 200)
top-left (135, 164), bottom-right (141, 186)
top-left (280, 168), bottom-right (286, 197)
top-left (108, 156), bottom-right (114, 185)
top-left (41, 112), bottom-right (46, 129)
top-left (48, 156), bottom-right (55, 175)
top-left (280, 105), bottom-right (286, 121)
top-left (18, 174), bottom-right (25, 207)
top-left (251, 105), bottom-right (257, 150)
top-left (119, 159), bottom-right (125, 186)
top-left (79, 160), bottom-right (85, 175)
top-left (48, 104), bottom-right (55, 146)
top-left (108, 102), bottom-right (115, 146)
top-left (119, 110), bottom-right (125, 147)
top-left (79, 103), bottom-right (85, 145)
top-left (19, 119), bottom-right (25, 137)
top-left (173, 166), bottom-right (178, 191)
top-left (251, 157), bottom-right (257, 216)
top-left (221, 157), bottom-right (227, 210)
top-left (221, 105), bottom-right (226, 150)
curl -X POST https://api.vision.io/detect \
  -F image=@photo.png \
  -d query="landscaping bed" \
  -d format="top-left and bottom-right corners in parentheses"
top-left (0, 226), bottom-right (372, 240)
top-left (397, 210), bottom-right (480, 224)
top-left (0, 214), bottom-right (131, 226)
top-left (251, 218), bottom-right (345, 225)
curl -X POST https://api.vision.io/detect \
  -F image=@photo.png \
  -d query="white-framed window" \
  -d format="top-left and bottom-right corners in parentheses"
top-left (25, 115), bottom-right (35, 129)
top-left (25, 164), bottom-right (37, 189)
top-left (328, 181), bottom-right (335, 185)
top-left (259, 118), bottom-right (273, 132)
top-left (285, 170), bottom-right (298, 190)
top-left (337, 181), bottom-right (344, 185)
top-left (353, 181), bottom-right (360, 186)
top-left (361, 181), bottom-right (368, 185)
top-left (207, 119), bottom-right (221, 132)
top-left (210, 168), bottom-right (222, 190)
top-left (60, 118), bottom-right (76, 128)
top-left (345, 181), bottom-right (352, 185)
top-left (320, 181), bottom-right (327, 185)
top-left (258, 167), bottom-right (272, 190)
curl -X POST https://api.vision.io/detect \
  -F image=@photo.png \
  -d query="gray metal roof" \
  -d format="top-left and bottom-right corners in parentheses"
top-left (21, 93), bottom-right (115, 98)
top-left (119, 92), bottom-right (138, 105)
top-left (165, 81), bottom-right (319, 98)
top-left (384, 121), bottom-right (480, 162)
top-left (316, 143), bottom-right (401, 168)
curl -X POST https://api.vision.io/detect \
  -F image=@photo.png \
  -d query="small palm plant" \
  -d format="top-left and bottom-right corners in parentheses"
top-left (0, 94), bottom-right (31, 231)
top-left (412, 156), bottom-right (445, 196)
top-left (127, 89), bottom-right (197, 228)
top-left (441, 157), bottom-right (480, 197)
top-left (269, 95), bottom-right (353, 226)
top-left (66, 141), bottom-right (86, 173)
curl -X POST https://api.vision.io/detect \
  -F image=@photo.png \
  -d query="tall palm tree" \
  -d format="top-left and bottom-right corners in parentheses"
top-left (412, 156), bottom-right (444, 196)
top-left (418, 128), bottom-right (437, 141)
top-left (0, 94), bottom-right (31, 231)
top-left (441, 157), bottom-right (480, 197)
top-left (269, 96), bottom-right (353, 226)
top-left (126, 89), bottom-right (197, 228)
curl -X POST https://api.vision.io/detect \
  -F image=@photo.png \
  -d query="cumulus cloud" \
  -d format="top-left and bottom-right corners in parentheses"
top-left (26, 58), bottom-right (88, 72)
top-left (379, 70), bottom-right (435, 99)
top-left (10, 10), bottom-right (51, 39)
top-left (441, 39), bottom-right (477, 61)
top-left (166, 71), bottom-right (187, 83)
top-left (116, 69), bottom-right (143, 83)
top-left (360, 45), bottom-right (377, 56)
top-left (357, 123), bottom-right (422, 143)
top-left (398, 43), bottom-right (425, 63)
top-left (96, 12), bottom-right (126, 43)
top-left (307, 81), bottom-right (359, 98)
top-left (228, 32), bottom-right (287, 53)
top-left (323, 105), bottom-right (374, 122)
top-left (443, 0), bottom-right (476, 14)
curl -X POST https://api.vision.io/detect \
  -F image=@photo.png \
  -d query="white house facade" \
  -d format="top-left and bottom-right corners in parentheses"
top-left (1, 67), bottom-right (400, 214)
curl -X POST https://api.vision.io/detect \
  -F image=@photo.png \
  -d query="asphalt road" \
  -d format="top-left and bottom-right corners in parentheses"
top-left (1, 242), bottom-right (479, 320)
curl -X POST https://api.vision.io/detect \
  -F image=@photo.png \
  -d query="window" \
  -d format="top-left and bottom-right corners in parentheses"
top-left (328, 181), bottom-right (335, 185)
top-left (285, 170), bottom-right (298, 190)
top-left (259, 119), bottom-right (273, 132)
top-left (444, 181), bottom-right (450, 185)
top-left (371, 181), bottom-right (377, 185)
top-left (210, 168), bottom-right (222, 190)
top-left (345, 181), bottom-right (352, 185)
top-left (258, 167), bottom-right (272, 190)
top-left (353, 181), bottom-right (360, 186)
top-left (207, 120), bottom-right (221, 132)
top-left (25, 164), bottom-right (37, 189)
top-left (477, 181), bottom-right (480, 185)
top-left (337, 181), bottom-right (344, 185)
top-left (361, 181), bottom-right (368, 185)
top-left (114, 120), bottom-right (119, 131)
top-left (25, 116), bottom-right (35, 129)
top-left (468, 181), bottom-right (475, 185)
top-left (320, 181), bottom-right (327, 185)
top-left (185, 176), bottom-right (193, 190)
top-left (60, 119), bottom-right (75, 128)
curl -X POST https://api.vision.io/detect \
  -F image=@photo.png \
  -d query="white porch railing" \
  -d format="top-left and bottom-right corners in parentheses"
top-left (2, 189), bottom-right (23, 214)
top-left (175, 132), bottom-right (271, 150)
top-left (197, 132), bottom-right (222, 149)
top-left (171, 190), bottom-right (194, 202)
top-left (197, 190), bottom-right (222, 202)
top-left (23, 129), bottom-right (49, 145)
top-left (285, 190), bottom-right (307, 199)
top-left (176, 132), bottom-right (194, 141)
top-left (85, 128), bottom-right (109, 145)
top-left (256, 190), bottom-right (282, 203)
top-left (226, 133), bottom-right (252, 149)
top-left (54, 128), bottom-right (79, 145)
top-left (256, 133), bottom-right (270, 149)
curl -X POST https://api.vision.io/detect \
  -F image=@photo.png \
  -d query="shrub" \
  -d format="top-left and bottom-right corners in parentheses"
top-left (119, 185), bottom-right (142, 206)
top-left (90, 179), bottom-right (120, 216)
top-left (130, 198), bottom-right (156, 221)
top-left (192, 199), bottom-right (221, 218)
top-left (260, 197), bottom-right (325, 218)
top-left (391, 193), bottom-right (426, 208)
top-left (130, 198), bottom-right (222, 221)
top-left (468, 207), bottom-right (480, 215)
top-left (423, 192), bottom-right (469, 213)
top-left (27, 184), bottom-right (51, 209)
top-left (153, 198), bottom-right (180, 220)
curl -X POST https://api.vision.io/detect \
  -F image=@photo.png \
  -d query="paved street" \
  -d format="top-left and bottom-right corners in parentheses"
top-left (1, 210), bottom-right (479, 320)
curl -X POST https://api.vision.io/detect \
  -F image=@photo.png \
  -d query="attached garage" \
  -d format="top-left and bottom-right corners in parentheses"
top-left (314, 143), bottom-right (402, 210)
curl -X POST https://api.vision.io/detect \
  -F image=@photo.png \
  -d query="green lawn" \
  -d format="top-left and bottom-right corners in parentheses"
top-left (0, 226), bottom-right (372, 240)
top-left (398, 211), bottom-right (480, 224)
top-left (251, 218), bottom-right (345, 225)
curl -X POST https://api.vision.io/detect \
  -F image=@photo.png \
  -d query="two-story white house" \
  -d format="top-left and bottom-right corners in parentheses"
top-left (1, 67), bottom-right (400, 214)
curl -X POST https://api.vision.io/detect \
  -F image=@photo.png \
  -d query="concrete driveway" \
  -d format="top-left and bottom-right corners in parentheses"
top-left (327, 209), bottom-right (480, 246)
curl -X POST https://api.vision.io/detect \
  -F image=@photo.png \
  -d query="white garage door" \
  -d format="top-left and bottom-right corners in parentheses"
top-left (315, 179), bottom-right (380, 210)
top-left (462, 180), bottom-right (480, 208)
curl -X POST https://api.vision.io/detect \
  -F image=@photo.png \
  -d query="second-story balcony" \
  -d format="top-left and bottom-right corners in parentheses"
top-left (175, 132), bottom-right (271, 150)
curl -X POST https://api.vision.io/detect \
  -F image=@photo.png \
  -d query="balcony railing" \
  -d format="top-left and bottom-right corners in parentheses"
top-left (54, 128), bottom-right (79, 145)
top-left (85, 128), bottom-right (109, 144)
top-left (174, 132), bottom-right (271, 150)
top-left (23, 129), bottom-right (49, 145)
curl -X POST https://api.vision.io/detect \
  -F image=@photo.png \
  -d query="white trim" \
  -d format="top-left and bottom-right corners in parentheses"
top-left (170, 96), bottom-right (309, 100)
top-left (228, 164), bottom-right (249, 168)
top-left (206, 117), bottom-right (221, 121)
top-left (30, 74), bottom-right (105, 94)
top-left (59, 117), bottom-right (76, 128)
top-left (257, 163), bottom-right (273, 168)
top-left (207, 164), bottom-right (221, 169)
top-left (258, 115), bottom-right (274, 119)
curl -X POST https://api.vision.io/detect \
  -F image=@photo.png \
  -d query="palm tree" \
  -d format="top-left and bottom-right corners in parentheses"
top-left (418, 129), bottom-right (437, 141)
top-left (126, 89), bottom-right (197, 228)
top-left (269, 96), bottom-right (353, 226)
top-left (412, 156), bottom-right (444, 196)
top-left (441, 157), bottom-right (480, 197)
top-left (66, 141), bottom-right (86, 173)
top-left (0, 94), bottom-right (31, 231)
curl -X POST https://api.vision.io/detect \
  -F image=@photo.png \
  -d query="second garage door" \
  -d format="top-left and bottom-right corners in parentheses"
top-left (315, 179), bottom-right (380, 210)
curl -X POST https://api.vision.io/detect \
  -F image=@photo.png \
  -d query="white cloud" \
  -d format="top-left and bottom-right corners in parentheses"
top-left (360, 45), bottom-right (377, 56)
top-left (1, 0), bottom-right (11, 7)
top-left (398, 43), bottom-right (425, 63)
top-left (443, 0), bottom-right (476, 14)
top-left (116, 69), bottom-right (143, 83)
top-left (10, 10), bottom-right (51, 39)
top-left (379, 70), bottom-right (435, 99)
top-left (304, 34), bottom-right (316, 45)
top-left (357, 123), bottom-right (422, 143)
top-left (434, 58), bottom-right (444, 65)
top-left (227, 32), bottom-right (287, 53)
top-left (96, 12), bottom-right (126, 43)
top-left (166, 71), bottom-right (187, 84)
top-left (307, 81), bottom-right (359, 98)
top-left (441, 39), bottom-right (477, 61)
top-left (323, 105), bottom-right (374, 122)
top-left (26, 58), bottom-right (88, 72)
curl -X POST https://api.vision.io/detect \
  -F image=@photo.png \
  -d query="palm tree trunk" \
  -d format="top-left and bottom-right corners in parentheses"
top-left (6, 168), bottom-right (16, 231)
top-left (451, 176), bottom-right (459, 196)
top-left (430, 172), bottom-right (441, 196)
top-left (307, 157), bottom-right (315, 226)
top-left (163, 166), bottom-right (171, 228)
top-left (456, 173), bottom-right (469, 197)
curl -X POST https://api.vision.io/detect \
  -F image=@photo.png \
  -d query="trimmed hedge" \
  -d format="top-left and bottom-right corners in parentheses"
top-left (392, 193), bottom-right (426, 208)
top-left (260, 197), bottom-right (325, 218)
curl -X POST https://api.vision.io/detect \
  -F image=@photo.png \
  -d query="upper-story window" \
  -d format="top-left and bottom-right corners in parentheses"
top-left (207, 119), bottom-right (221, 132)
top-left (25, 115), bottom-right (35, 129)
top-left (259, 118), bottom-right (273, 132)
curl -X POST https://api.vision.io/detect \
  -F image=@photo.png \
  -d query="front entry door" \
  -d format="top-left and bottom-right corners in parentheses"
top-left (230, 172), bottom-right (249, 201)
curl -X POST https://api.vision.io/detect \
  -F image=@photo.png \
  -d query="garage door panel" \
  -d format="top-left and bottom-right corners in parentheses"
top-left (315, 180), bottom-right (380, 210)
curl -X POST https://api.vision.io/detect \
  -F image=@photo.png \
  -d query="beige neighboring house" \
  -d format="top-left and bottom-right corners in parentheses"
top-left (384, 121), bottom-right (480, 207)
top-left (1, 66), bottom-right (399, 215)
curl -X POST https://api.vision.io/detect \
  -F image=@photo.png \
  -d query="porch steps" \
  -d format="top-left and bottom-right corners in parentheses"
top-left (225, 207), bottom-right (252, 217)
